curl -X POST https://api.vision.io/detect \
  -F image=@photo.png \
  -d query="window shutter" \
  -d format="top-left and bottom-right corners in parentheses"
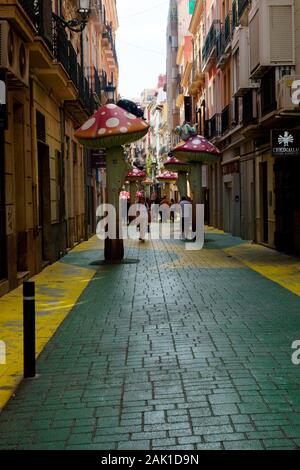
top-left (249, 11), bottom-right (259, 73)
top-left (270, 5), bottom-right (293, 63)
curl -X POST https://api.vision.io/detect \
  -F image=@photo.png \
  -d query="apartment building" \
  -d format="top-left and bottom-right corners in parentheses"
top-left (0, 0), bottom-right (118, 295)
top-left (184, 0), bottom-right (300, 253)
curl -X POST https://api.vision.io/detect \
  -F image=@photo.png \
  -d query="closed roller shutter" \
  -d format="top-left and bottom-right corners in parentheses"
top-left (270, 5), bottom-right (293, 63)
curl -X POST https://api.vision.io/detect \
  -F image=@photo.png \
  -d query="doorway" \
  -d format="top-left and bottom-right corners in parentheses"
top-left (0, 130), bottom-right (7, 280)
top-left (274, 158), bottom-right (300, 254)
top-left (224, 182), bottom-right (232, 233)
top-left (260, 162), bottom-right (269, 244)
top-left (37, 141), bottom-right (51, 263)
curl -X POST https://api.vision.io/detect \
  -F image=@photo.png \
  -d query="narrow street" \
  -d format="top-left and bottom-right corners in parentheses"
top-left (1, 231), bottom-right (300, 450)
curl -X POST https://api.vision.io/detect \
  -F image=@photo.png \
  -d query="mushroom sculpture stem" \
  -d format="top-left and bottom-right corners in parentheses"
top-left (75, 103), bottom-right (149, 262)
top-left (105, 147), bottom-right (129, 261)
top-left (177, 172), bottom-right (188, 200)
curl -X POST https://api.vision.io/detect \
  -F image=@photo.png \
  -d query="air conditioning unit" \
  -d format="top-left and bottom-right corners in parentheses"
top-left (276, 75), bottom-right (300, 112)
top-left (232, 26), bottom-right (260, 96)
top-left (0, 21), bottom-right (29, 87)
top-left (249, 0), bottom-right (295, 79)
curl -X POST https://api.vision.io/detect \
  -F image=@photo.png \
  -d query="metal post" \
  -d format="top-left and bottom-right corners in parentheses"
top-left (23, 282), bottom-right (36, 379)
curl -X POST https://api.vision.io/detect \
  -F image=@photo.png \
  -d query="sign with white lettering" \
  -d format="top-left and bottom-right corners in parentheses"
top-left (272, 130), bottom-right (300, 157)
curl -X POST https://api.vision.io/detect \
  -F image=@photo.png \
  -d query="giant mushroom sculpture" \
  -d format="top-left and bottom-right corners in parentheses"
top-left (164, 156), bottom-right (190, 199)
top-left (127, 167), bottom-right (146, 205)
top-left (142, 176), bottom-right (153, 198)
top-left (173, 135), bottom-right (221, 231)
top-left (156, 171), bottom-right (178, 202)
top-left (75, 104), bottom-right (149, 261)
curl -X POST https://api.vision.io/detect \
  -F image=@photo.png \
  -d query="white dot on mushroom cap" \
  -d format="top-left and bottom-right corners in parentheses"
top-left (106, 104), bottom-right (117, 109)
top-left (193, 139), bottom-right (201, 145)
top-left (120, 127), bottom-right (128, 133)
top-left (81, 117), bottom-right (96, 131)
top-left (98, 128), bottom-right (106, 135)
top-left (101, 112), bottom-right (106, 116)
top-left (125, 112), bottom-right (137, 120)
top-left (141, 122), bottom-right (148, 127)
top-left (127, 122), bottom-right (132, 126)
top-left (106, 118), bottom-right (120, 128)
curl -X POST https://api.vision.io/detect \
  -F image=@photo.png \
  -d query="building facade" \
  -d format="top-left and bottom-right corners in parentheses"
top-left (0, 0), bottom-right (118, 296)
top-left (175, 0), bottom-right (300, 253)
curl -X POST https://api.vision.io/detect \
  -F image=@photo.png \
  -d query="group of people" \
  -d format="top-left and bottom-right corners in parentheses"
top-left (134, 195), bottom-right (193, 242)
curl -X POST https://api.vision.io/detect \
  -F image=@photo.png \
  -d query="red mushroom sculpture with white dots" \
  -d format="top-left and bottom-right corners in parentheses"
top-left (126, 168), bottom-right (146, 204)
top-left (156, 171), bottom-right (178, 202)
top-left (75, 104), bottom-right (149, 261)
top-left (173, 135), bottom-right (221, 206)
top-left (164, 157), bottom-right (190, 199)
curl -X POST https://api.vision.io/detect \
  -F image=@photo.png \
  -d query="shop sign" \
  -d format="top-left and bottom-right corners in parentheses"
top-left (0, 72), bottom-right (7, 130)
top-left (91, 149), bottom-right (106, 168)
top-left (272, 130), bottom-right (300, 157)
top-left (222, 161), bottom-right (240, 175)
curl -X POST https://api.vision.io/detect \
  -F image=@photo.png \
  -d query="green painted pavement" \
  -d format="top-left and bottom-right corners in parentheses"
top-left (0, 233), bottom-right (300, 450)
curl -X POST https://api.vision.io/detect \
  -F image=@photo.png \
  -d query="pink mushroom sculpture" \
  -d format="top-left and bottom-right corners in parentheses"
top-left (156, 171), bottom-right (178, 202)
top-left (75, 104), bottom-right (149, 261)
top-left (173, 135), bottom-right (221, 205)
top-left (126, 167), bottom-right (146, 204)
top-left (142, 176), bottom-right (153, 198)
top-left (164, 157), bottom-right (190, 199)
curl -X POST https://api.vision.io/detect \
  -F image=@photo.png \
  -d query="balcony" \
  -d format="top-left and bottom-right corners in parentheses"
top-left (209, 113), bottom-right (222, 140)
top-left (232, 0), bottom-right (238, 31)
top-left (238, 0), bottom-right (249, 26)
top-left (0, 0), bottom-right (38, 41)
top-left (243, 90), bottom-right (257, 126)
top-left (202, 20), bottom-right (221, 72)
top-left (221, 105), bottom-right (231, 134)
top-left (260, 68), bottom-right (277, 117)
top-left (65, 63), bottom-right (95, 127)
top-left (102, 23), bottom-right (118, 69)
top-left (189, 60), bottom-right (205, 95)
top-left (216, 12), bottom-right (232, 67)
top-left (91, 0), bottom-right (106, 33)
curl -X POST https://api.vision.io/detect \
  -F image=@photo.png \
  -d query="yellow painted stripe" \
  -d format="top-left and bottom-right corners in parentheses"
top-left (0, 236), bottom-right (101, 410)
top-left (225, 243), bottom-right (300, 297)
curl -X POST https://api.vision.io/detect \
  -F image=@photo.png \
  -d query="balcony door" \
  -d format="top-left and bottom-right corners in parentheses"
top-left (0, 130), bottom-right (7, 280)
top-left (38, 141), bottom-right (51, 263)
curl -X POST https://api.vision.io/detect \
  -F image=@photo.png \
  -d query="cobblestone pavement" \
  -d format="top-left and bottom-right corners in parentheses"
top-left (1, 232), bottom-right (300, 450)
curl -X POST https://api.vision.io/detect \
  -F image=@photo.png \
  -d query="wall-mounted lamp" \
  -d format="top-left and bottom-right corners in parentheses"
top-left (53, 0), bottom-right (91, 33)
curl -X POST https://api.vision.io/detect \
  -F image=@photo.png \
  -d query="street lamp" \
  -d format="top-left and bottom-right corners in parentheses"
top-left (53, 0), bottom-right (91, 33)
top-left (105, 83), bottom-right (116, 104)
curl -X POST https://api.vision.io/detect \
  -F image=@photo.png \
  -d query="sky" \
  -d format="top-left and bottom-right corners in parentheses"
top-left (116, 0), bottom-right (170, 100)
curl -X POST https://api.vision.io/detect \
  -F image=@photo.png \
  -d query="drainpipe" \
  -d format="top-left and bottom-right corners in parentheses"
top-left (80, 32), bottom-right (89, 241)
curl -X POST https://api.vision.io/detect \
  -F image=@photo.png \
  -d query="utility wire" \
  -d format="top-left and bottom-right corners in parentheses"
top-left (117, 39), bottom-right (165, 56)
top-left (118, 1), bottom-right (169, 20)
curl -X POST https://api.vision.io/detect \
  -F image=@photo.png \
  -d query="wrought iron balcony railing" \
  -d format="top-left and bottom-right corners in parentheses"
top-left (209, 113), bottom-right (222, 139)
top-left (238, 0), bottom-right (249, 18)
top-left (221, 104), bottom-right (231, 134)
top-left (224, 12), bottom-right (231, 47)
top-left (243, 90), bottom-right (257, 125)
top-left (202, 20), bottom-right (220, 65)
top-left (232, 0), bottom-right (238, 30)
top-left (19, 0), bottom-right (35, 20)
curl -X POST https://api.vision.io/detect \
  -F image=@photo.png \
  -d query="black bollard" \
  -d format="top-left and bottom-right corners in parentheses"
top-left (23, 281), bottom-right (36, 379)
